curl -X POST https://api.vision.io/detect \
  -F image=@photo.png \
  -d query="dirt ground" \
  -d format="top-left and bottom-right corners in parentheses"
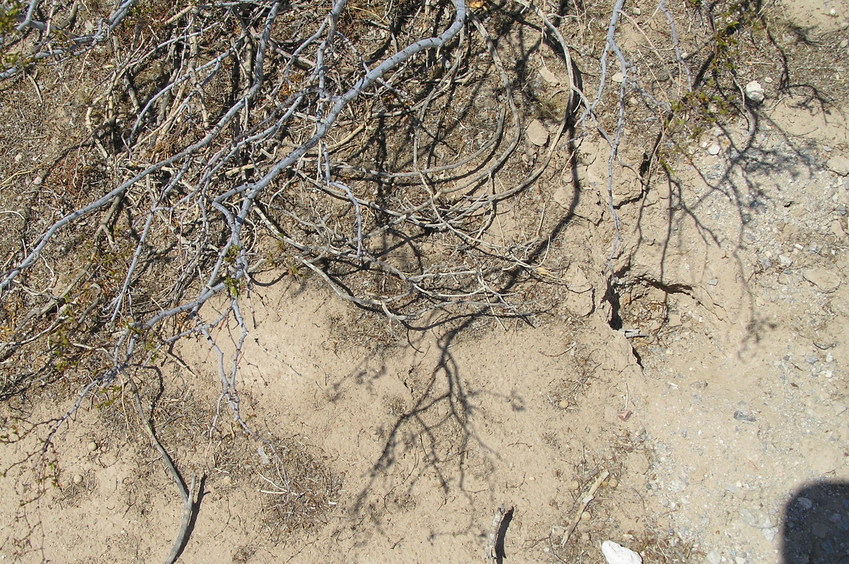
top-left (2, 0), bottom-right (849, 563)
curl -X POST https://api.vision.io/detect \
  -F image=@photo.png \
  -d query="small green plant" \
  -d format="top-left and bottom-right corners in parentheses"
top-left (0, 1), bottom-right (22, 32)
top-left (654, 0), bottom-right (771, 167)
top-left (95, 385), bottom-right (123, 409)
top-left (224, 275), bottom-right (242, 297)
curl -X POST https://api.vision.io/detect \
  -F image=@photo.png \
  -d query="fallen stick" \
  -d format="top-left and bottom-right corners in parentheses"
top-left (486, 504), bottom-right (514, 564)
top-left (561, 468), bottom-right (609, 547)
top-left (127, 378), bottom-right (200, 564)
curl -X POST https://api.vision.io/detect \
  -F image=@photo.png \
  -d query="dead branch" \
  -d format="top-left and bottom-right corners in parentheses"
top-left (127, 377), bottom-right (199, 564)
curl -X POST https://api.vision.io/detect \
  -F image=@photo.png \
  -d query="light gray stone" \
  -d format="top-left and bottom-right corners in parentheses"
top-left (527, 119), bottom-right (549, 146)
top-left (538, 66), bottom-right (560, 85)
top-left (762, 526), bottom-right (778, 542)
top-left (827, 155), bottom-right (849, 176)
top-left (802, 268), bottom-right (841, 292)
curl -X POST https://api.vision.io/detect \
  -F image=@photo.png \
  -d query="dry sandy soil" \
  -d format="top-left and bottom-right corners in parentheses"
top-left (2, 1), bottom-right (849, 563)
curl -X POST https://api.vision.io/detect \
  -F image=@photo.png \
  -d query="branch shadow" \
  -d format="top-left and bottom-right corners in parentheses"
top-left (345, 117), bottom-right (583, 542)
top-left (621, 0), bottom-right (834, 347)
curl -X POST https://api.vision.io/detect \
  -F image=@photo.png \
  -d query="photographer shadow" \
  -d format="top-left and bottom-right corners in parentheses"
top-left (783, 480), bottom-right (849, 563)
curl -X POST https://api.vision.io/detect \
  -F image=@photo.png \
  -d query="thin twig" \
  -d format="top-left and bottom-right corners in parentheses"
top-left (561, 468), bottom-right (609, 547)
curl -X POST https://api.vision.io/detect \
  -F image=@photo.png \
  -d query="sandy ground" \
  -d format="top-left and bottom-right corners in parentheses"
top-left (2, 2), bottom-right (849, 564)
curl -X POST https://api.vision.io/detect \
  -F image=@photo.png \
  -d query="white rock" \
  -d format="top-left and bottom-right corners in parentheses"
top-left (707, 143), bottom-right (721, 156)
top-left (611, 72), bottom-right (625, 83)
top-left (601, 540), bottom-right (642, 564)
top-left (526, 119), bottom-right (549, 147)
top-left (745, 80), bottom-right (765, 105)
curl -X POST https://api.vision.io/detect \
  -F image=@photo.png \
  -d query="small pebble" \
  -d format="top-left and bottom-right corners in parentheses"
top-left (812, 522), bottom-right (831, 538)
top-left (568, 479), bottom-right (581, 491)
top-left (740, 507), bottom-right (773, 528)
top-left (707, 143), bottom-right (721, 156)
top-left (87, 441), bottom-right (98, 452)
top-left (762, 527), bottom-right (778, 542)
top-left (72, 474), bottom-right (84, 485)
top-left (611, 72), bottom-right (625, 83)
top-left (734, 410), bottom-right (756, 423)
top-left (826, 155), bottom-right (849, 176)
top-left (526, 119), bottom-right (549, 147)
top-left (539, 66), bottom-right (560, 85)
